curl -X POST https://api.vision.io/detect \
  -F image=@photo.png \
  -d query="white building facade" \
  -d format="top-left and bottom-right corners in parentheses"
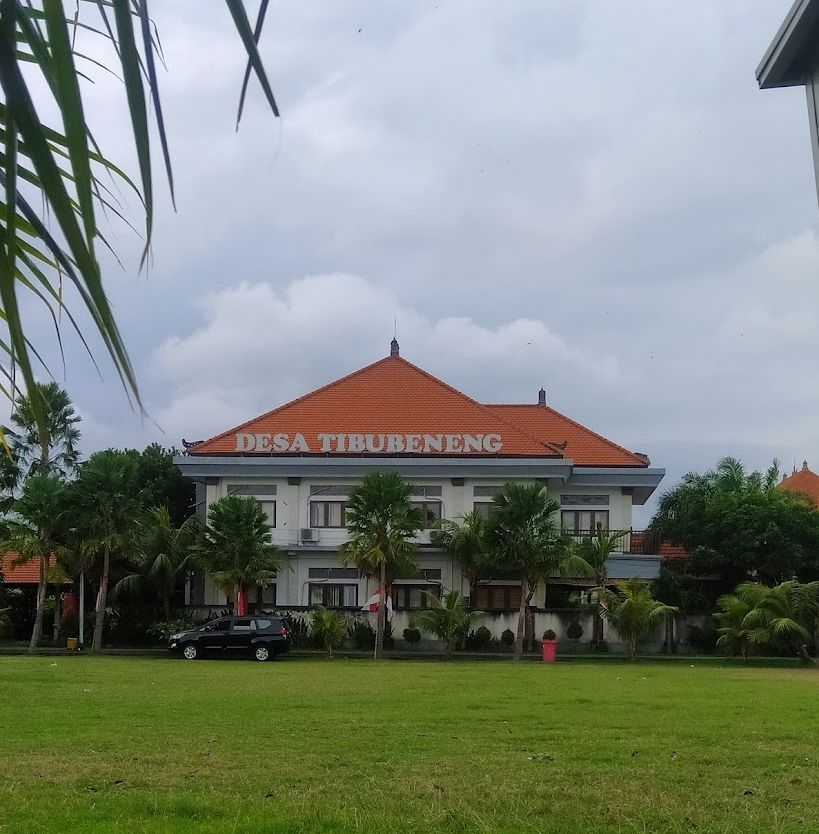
top-left (175, 341), bottom-right (665, 645)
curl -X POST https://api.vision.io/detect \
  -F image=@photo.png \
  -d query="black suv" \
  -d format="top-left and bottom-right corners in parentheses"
top-left (169, 616), bottom-right (291, 661)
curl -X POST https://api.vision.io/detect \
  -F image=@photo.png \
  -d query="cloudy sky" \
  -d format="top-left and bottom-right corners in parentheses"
top-left (21, 0), bottom-right (819, 522)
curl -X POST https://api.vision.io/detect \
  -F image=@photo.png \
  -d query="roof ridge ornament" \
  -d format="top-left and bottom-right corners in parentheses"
top-left (390, 337), bottom-right (400, 357)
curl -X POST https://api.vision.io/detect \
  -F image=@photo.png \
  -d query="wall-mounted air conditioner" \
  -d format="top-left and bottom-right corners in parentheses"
top-left (300, 528), bottom-right (318, 543)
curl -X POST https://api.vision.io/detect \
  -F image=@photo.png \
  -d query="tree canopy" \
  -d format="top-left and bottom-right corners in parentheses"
top-left (0, 1), bottom-right (277, 441)
top-left (651, 457), bottom-right (819, 586)
top-left (341, 471), bottom-right (422, 660)
top-left (486, 482), bottom-right (591, 658)
top-left (5, 381), bottom-right (80, 481)
top-left (195, 496), bottom-right (282, 613)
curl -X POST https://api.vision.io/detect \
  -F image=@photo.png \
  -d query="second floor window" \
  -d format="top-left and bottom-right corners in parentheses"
top-left (412, 501), bottom-right (442, 529)
top-left (561, 510), bottom-right (609, 537)
top-left (259, 500), bottom-right (276, 528)
top-left (473, 502), bottom-right (494, 520)
top-left (310, 501), bottom-right (346, 528)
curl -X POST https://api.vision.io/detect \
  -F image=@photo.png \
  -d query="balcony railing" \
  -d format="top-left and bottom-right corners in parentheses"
top-left (565, 529), bottom-right (685, 558)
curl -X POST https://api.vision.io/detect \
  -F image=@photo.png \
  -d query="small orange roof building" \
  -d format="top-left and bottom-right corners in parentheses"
top-left (779, 461), bottom-right (819, 505)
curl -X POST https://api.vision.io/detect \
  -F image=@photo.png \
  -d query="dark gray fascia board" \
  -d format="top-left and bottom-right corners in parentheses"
top-left (174, 455), bottom-right (575, 482)
top-left (174, 456), bottom-right (661, 499)
top-left (757, 0), bottom-right (819, 88)
top-left (567, 467), bottom-right (665, 505)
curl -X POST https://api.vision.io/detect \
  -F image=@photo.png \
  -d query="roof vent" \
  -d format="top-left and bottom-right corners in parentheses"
top-left (537, 387), bottom-right (546, 406)
top-left (390, 337), bottom-right (400, 357)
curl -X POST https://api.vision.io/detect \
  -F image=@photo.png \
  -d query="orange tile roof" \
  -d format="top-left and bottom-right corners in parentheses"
top-left (0, 552), bottom-right (63, 585)
top-left (189, 353), bottom-right (649, 468)
top-left (487, 404), bottom-right (648, 467)
top-left (190, 356), bottom-right (557, 457)
top-left (778, 464), bottom-right (819, 505)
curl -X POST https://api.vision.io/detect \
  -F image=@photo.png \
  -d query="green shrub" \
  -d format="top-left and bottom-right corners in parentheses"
top-left (146, 618), bottom-right (197, 643)
top-left (402, 626), bottom-right (421, 643)
top-left (282, 614), bottom-right (310, 648)
top-left (310, 606), bottom-right (347, 656)
top-left (566, 621), bottom-right (583, 640)
top-left (687, 622), bottom-right (718, 653)
top-left (348, 619), bottom-right (375, 650)
top-left (473, 625), bottom-right (492, 649)
top-left (0, 611), bottom-right (11, 639)
top-left (543, 629), bottom-right (557, 641)
top-left (500, 628), bottom-right (515, 647)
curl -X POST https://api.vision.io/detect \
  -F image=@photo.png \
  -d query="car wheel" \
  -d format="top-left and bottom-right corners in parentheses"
top-left (182, 643), bottom-right (199, 660)
top-left (254, 644), bottom-right (271, 662)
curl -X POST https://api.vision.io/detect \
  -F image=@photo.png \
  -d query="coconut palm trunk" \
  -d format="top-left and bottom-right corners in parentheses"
top-left (52, 592), bottom-right (61, 642)
top-left (374, 560), bottom-right (386, 660)
top-left (92, 545), bottom-right (110, 652)
top-left (592, 611), bottom-right (604, 646)
top-left (28, 554), bottom-right (47, 652)
top-left (514, 577), bottom-right (527, 659)
top-left (663, 612), bottom-right (675, 653)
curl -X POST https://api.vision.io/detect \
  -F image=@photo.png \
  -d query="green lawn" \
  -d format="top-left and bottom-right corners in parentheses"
top-left (2, 657), bottom-right (819, 833)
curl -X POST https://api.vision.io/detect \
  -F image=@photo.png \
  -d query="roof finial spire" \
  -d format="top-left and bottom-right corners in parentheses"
top-left (804, 459), bottom-right (809, 470)
top-left (390, 320), bottom-right (399, 357)
top-left (537, 386), bottom-right (546, 406)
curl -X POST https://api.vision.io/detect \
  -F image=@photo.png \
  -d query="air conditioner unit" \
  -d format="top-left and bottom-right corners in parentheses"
top-left (300, 528), bottom-right (318, 542)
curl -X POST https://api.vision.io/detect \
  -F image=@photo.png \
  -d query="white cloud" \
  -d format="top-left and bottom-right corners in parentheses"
top-left (20, 1), bottom-right (819, 525)
top-left (152, 272), bottom-right (627, 441)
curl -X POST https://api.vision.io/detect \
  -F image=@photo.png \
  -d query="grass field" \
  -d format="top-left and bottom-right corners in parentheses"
top-left (2, 657), bottom-right (819, 834)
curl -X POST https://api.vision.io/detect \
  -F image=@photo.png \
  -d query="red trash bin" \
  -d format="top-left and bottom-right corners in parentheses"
top-left (541, 639), bottom-right (558, 663)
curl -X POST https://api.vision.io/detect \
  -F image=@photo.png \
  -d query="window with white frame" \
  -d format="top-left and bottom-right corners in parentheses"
top-left (560, 509), bottom-right (609, 537)
top-left (472, 502), bottom-right (494, 520)
top-left (411, 501), bottom-right (442, 529)
top-left (309, 501), bottom-right (346, 528)
top-left (309, 583), bottom-right (358, 608)
top-left (259, 500), bottom-right (276, 528)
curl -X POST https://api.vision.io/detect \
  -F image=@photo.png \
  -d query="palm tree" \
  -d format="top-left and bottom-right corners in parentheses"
top-left (113, 507), bottom-right (199, 620)
top-left (600, 579), bottom-right (678, 661)
top-left (341, 472), bottom-right (422, 660)
top-left (714, 593), bottom-right (753, 660)
top-left (732, 580), bottom-right (819, 663)
top-left (195, 496), bottom-right (283, 615)
top-left (1, 473), bottom-right (69, 651)
top-left (72, 450), bottom-right (142, 652)
top-left (487, 482), bottom-right (593, 660)
top-left (575, 525), bottom-right (626, 649)
top-left (5, 382), bottom-right (80, 480)
top-left (310, 605), bottom-right (347, 658)
top-left (0, 2), bottom-right (277, 442)
top-left (411, 590), bottom-right (477, 658)
top-left (432, 510), bottom-right (488, 602)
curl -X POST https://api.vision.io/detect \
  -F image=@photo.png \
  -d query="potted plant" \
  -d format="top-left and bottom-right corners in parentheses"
top-left (541, 628), bottom-right (558, 663)
top-left (566, 621), bottom-right (583, 641)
